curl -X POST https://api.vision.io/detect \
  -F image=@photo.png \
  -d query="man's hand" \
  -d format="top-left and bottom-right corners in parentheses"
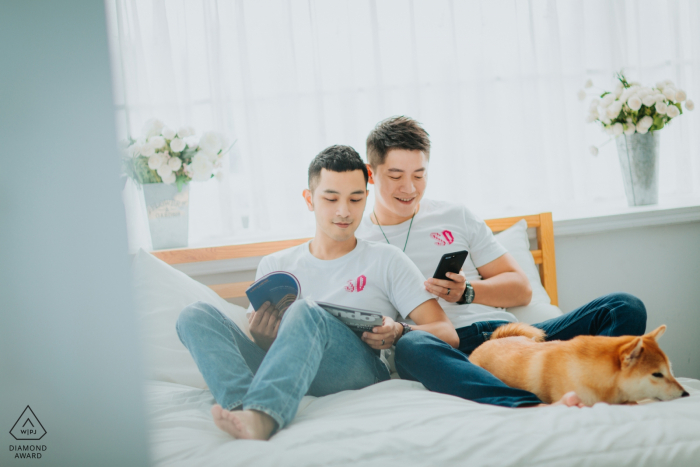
top-left (424, 270), bottom-right (467, 303)
top-left (361, 316), bottom-right (402, 349)
top-left (249, 301), bottom-right (282, 351)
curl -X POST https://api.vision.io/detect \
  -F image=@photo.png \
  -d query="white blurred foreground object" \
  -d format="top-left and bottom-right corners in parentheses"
top-left (581, 73), bottom-right (694, 206)
top-left (121, 119), bottom-right (232, 249)
top-left (0, 1), bottom-right (149, 466)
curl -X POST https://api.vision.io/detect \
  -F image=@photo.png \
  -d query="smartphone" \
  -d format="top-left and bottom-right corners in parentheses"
top-left (432, 250), bottom-right (469, 281)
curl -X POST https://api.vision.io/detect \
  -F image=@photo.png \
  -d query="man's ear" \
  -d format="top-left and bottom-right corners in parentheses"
top-left (302, 189), bottom-right (314, 212)
top-left (366, 164), bottom-right (375, 185)
top-left (620, 337), bottom-right (644, 368)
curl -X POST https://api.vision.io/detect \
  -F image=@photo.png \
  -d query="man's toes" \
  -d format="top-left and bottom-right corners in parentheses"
top-left (563, 391), bottom-right (583, 407)
top-left (211, 404), bottom-right (223, 419)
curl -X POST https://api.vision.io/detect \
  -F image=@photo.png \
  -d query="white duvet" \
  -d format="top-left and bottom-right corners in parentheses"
top-left (145, 377), bottom-right (700, 467)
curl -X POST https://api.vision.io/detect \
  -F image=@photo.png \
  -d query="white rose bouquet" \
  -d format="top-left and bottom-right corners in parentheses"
top-left (122, 119), bottom-right (232, 190)
top-left (580, 73), bottom-right (694, 154)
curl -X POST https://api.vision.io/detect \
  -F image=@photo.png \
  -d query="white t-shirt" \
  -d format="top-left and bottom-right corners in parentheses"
top-left (247, 238), bottom-right (434, 324)
top-left (355, 199), bottom-right (517, 329)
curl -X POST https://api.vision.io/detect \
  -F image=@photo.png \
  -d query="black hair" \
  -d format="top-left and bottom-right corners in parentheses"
top-left (366, 115), bottom-right (431, 167)
top-left (308, 145), bottom-right (368, 191)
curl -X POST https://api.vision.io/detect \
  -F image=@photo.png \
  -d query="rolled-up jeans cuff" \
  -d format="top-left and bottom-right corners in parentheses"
top-left (225, 401), bottom-right (243, 411)
top-left (242, 404), bottom-right (285, 433)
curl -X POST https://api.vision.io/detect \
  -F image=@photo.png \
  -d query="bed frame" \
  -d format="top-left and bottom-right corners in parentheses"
top-left (152, 212), bottom-right (558, 306)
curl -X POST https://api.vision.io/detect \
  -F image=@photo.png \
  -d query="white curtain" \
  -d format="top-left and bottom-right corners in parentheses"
top-left (106, 0), bottom-right (700, 251)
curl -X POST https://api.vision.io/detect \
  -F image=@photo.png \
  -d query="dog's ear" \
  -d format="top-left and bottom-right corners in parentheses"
top-left (620, 337), bottom-right (644, 368)
top-left (648, 325), bottom-right (666, 342)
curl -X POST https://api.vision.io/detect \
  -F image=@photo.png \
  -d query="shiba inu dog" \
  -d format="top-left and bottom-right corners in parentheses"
top-left (469, 323), bottom-right (689, 406)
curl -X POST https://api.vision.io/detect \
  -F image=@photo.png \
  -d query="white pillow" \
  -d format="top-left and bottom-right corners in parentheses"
top-left (494, 219), bottom-right (552, 306)
top-left (494, 219), bottom-right (563, 323)
top-left (132, 249), bottom-right (250, 389)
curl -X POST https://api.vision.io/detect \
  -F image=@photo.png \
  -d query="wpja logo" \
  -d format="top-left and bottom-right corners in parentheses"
top-left (9, 406), bottom-right (47, 459)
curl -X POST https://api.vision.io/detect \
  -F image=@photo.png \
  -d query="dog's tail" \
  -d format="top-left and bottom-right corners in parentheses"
top-left (491, 323), bottom-right (546, 342)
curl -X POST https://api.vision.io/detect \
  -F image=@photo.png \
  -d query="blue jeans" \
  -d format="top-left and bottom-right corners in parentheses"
top-left (395, 292), bottom-right (647, 407)
top-left (176, 299), bottom-right (390, 431)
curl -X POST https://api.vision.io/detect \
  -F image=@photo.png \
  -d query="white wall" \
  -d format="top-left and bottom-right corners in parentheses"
top-left (555, 221), bottom-right (700, 379)
top-left (0, 2), bottom-right (150, 466)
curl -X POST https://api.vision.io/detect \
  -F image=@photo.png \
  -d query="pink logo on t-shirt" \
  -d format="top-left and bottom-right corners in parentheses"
top-left (345, 275), bottom-right (367, 292)
top-left (431, 230), bottom-right (454, 246)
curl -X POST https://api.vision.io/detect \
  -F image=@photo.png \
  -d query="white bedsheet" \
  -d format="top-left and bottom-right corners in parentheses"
top-left (145, 378), bottom-right (700, 467)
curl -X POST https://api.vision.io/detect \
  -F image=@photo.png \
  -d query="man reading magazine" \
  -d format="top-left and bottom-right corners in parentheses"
top-left (176, 145), bottom-right (458, 440)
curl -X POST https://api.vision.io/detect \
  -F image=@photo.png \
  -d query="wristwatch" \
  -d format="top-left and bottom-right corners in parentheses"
top-left (457, 281), bottom-right (475, 305)
top-left (399, 322), bottom-right (412, 336)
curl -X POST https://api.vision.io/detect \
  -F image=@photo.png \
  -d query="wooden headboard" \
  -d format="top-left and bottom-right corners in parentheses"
top-left (152, 212), bottom-right (558, 306)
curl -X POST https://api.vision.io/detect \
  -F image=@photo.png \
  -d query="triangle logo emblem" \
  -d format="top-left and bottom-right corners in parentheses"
top-left (10, 406), bottom-right (46, 441)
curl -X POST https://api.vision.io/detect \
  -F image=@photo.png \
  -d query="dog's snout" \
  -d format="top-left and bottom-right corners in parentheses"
top-left (681, 391), bottom-right (690, 397)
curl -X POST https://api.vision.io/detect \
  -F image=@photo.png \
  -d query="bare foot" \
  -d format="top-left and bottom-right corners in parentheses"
top-left (547, 391), bottom-right (585, 408)
top-left (211, 405), bottom-right (277, 440)
top-left (524, 391), bottom-right (586, 408)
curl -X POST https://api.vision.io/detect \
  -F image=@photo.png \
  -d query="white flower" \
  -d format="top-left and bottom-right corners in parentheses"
top-left (655, 93), bottom-right (666, 103)
top-left (636, 122), bottom-right (649, 134)
top-left (215, 171), bottom-right (224, 181)
top-left (170, 137), bottom-right (186, 152)
top-left (589, 146), bottom-right (599, 156)
top-left (630, 81), bottom-right (642, 87)
top-left (585, 113), bottom-right (597, 123)
top-left (140, 141), bottom-right (156, 157)
top-left (656, 81), bottom-right (666, 90)
top-left (189, 153), bottom-right (214, 181)
top-left (642, 95), bottom-right (657, 107)
top-left (601, 94), bottom-right (616, 107)
top-left (178, 126), bottom-right (196, 138)
top-left (675, 90), bottom-right (687, 102)
top-left (639, 116), bottom-right (653, 129)
top-left (584, 79), bottom-right (593, 89)
top-left (686, 100), bottom-right (695, 111)
top-left (589, 98), bottom-right (600, 110)
top-left (141, 118), bottom-right (165, 139)
top-left (577, 90), bottom-right (586, 101)
top-left (612, 122), bottom-right (624, 136)
top-left (655, 102), bottom-right (668, 114)
top-left (614, 83), bottom-right (624, 97)
top-left (148, 153), bottom-right (166, 170)
top-left (148, 135), bottom-right (166, 149)
top-left (162, 127), bottom-right (176, 140)
top-left (666, 105), bottom-right (680, 118)
top-left (199, 131), bottom-right (224, 155)
top-left (636, 88), bottom-right (648, 98)
top-left (168, 157), bottom-right (182, 171)
top-left (156, 164), bottom-right (173, 179)
top-left (627, 96), bottom-right (642, 111)
top-left (161, 171), bottom-right (176, 185)
top-left (599, 115), bottom-right (611, 125)
top-left (663, 87), bottom-right (677, 101)
top-left (606, 102), bottom-right (622, 119)
top-left (664, 79), bottom-right (675, 88)
top-left (624, 124), bottom-right (636, 135)
top-left (619, 89), bottom-right (631, 103)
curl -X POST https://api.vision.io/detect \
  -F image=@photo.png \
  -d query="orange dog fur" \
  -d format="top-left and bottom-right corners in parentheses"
top-left (469, 323), bottom-right (688, 406)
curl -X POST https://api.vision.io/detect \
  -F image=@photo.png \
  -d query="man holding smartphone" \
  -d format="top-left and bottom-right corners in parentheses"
top-left (355, 116), bottom-right (648, 407)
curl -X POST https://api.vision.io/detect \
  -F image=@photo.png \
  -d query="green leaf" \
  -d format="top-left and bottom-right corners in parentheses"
top-left (175, 174), bottom-right (189, 192)
top-left (600, 91), bottom-right (610, 98)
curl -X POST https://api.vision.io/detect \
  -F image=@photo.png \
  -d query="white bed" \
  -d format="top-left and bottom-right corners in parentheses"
top-left (145, 378), bottom-right (700, 467)
top-left (132, 219), bottom-right (700, 466)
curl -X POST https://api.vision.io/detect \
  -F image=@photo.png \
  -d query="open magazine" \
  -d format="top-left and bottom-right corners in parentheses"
top-left (245, 271), bottom-right (384, 333)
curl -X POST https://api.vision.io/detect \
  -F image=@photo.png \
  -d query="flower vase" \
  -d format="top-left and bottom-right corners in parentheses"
top-left (142, 183), bottom-right (189, 250)
top-left (615, 132), bottom-right (660, 206)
